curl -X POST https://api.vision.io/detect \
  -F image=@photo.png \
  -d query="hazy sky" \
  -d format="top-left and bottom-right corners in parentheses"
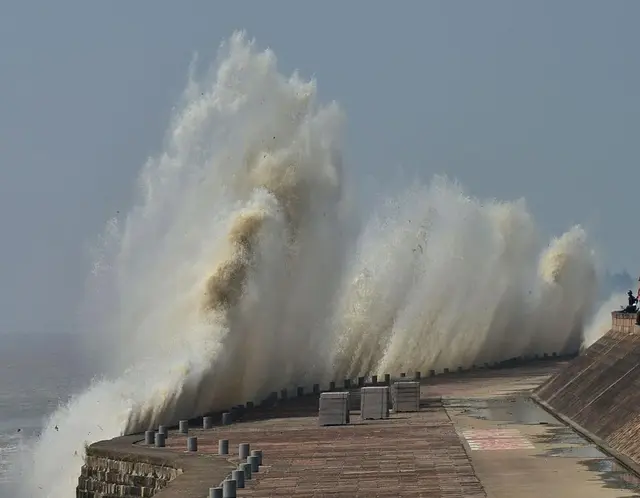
top-left (1, 1), bottom-right (639, 334)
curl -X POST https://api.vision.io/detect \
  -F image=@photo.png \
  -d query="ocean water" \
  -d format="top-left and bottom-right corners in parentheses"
top-left (12, 32), bottom-right (603, 497)
top-left (0, 334), bottom-right (88, 494)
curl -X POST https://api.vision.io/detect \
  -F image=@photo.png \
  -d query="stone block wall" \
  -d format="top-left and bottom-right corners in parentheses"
top-left (77, 454), bottom-right (178, 497)
top-left (611, 311), bottom-right (638, 334)
top-left (76, 434), bottom-right (235, 498)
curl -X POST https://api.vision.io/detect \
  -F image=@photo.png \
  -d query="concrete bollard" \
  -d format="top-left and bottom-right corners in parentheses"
top-left (384, 373), bottom-right (391, 385)
top-left (297, 386), bottom-right (304, 397)
top-left (429, 369), bottom-right (436, 376)
top-left (280, 388), bottom-right (288, 400)
top-left (158, 425), bottom-right (168, 437)
top-left (248, 455), bottom-right (260, 472)
top-left (415, 371), bottom-right (421, 380)
top-left (144, 430), bottom-right (155, 445)
top-left (222, 412), bottom-right (232, 425)
top-left (458, 366), bottom-right (463, 373)
top-left (251, 449), bottom-right (263, 466)
top-left (371, 375), bottom-right (378, 384)
top-left (241, 462), bottom-right (252, 480)
top-left (209, 488), bottom-right (222, 498)
top-left (154, 432), bottom-right (165, 448)
top-left (344, 378), bottom-right (351, 389)
top-left (329, 381), bottom-right (336, 391)
top-left (203, 416), bottom-right (214, 429)
top-left (232, 469), bottom-right (245, 489)
top-left (552, 352), bottom-right (557, 357)
top-left (239, 442), bottom-right (250, 460)
top-left (218, 439), bottom-right (229, 455)
top-left (187, 436), bottom-right (197, 452)
top-left (222, 479), bottom-right (237, 498)
top-left (313, 383), bottom-right (320, 394)
top-left (400, 372), bottom-right (406, 378)
top-left (543, 353), bottom-right (548, 358)
top-left (444, 368), bottom-right (450, 374)
top-left (179, 420), bottom-right (189, 434)
top-left (246, 401), bottom-right (254, 409)
top-left (358, 376), bottom-right (365, 387)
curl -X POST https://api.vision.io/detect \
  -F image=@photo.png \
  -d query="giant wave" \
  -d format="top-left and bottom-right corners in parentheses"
top-left (18, 32), bottom-right (598, 497)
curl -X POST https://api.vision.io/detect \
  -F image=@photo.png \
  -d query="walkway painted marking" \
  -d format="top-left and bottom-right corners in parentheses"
top-left (461, 428), bottom-right (535, 451)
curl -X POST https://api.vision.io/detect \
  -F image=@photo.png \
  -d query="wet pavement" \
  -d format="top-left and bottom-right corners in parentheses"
top-left (438, 368), bottom-right (640, 498)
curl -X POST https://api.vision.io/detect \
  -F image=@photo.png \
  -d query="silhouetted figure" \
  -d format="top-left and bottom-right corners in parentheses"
top-left (625, 290), bottom-right (638, 313)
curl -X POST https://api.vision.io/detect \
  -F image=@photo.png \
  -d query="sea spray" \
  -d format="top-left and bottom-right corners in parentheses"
top-left (20, 32), bottom-right (599, 497)
top-left (582, 292), bottom-right (626, 349)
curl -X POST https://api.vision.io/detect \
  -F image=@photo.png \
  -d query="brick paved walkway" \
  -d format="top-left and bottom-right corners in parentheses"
top-left (160, 396), bottom-right (485, 497)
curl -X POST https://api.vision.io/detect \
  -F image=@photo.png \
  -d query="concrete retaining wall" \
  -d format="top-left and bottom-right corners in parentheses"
top-left (533, 323), bottom-right (640, 472)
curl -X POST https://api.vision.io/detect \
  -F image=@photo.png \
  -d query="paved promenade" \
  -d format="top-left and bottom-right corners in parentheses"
top-left (141, 361), bottom-right (640, 497)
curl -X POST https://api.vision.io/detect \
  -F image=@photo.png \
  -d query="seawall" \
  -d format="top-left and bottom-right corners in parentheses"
top-left (533, 311), bottom-right (640, 473)
top-left (77, 434), bottom-right (235, 498)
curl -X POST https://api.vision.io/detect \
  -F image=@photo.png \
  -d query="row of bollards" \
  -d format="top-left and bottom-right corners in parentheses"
top-left (146, 350), bottom-right (565, 446)
top-left (209, 442), bottom-right (264, 497)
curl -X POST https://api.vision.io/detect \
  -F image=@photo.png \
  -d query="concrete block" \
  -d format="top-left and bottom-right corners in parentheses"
top-left (219, 439), bottom-right (229, 455)
top-left (429, 369), bottom-right (436, 376)
top-left (158, 425), bottom-right (168, 437)
top-left (239, 442), bottom-right (250, 460)
top-left (414, 371), bottom-right (421, 380)
top-left (246, 401), bottom-right (254, 409)
top-left (384, 373), bottom-right (391, 385)
top-left (360, 386), bottom-right (389, 420)
top-left (391, 381), bottom-right (420, 412)
top-left (329, 381), bottom-right (336, 390)
top-left (348, 388), bottom-right (361, 411)
top-left (203, 416), bottom-right (213, 429)
top-left (358, 376), bottom-right (365, 387)
top-left (344, 378), bottom-right (351, 389)
top-left (319, 391), bottom-right (350, 425)
top-left (187, 436), bottom-right (197, 452)
top-left (209, 488), bottom-right (222, 498)
top-left (313, 383), bottom-right (320, 394)
top-left (371, 375), bottom-right (378, 384)
top-left (280, 388), bottom-right (288, 400)
top-left (222, 412), bottom-right (232, 425)
top-left (400, 372), bottom-right (406, 377)
top-left (179, 420), bottom-right (188, 434)
top-left (297, 386), bottom-right (304, 397)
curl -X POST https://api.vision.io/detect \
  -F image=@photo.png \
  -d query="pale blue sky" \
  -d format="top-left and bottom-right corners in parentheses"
top-left (1, 1), bottom-right (639, 334)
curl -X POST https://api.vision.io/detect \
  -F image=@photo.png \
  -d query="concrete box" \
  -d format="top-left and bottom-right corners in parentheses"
top-left (391, 381), bottom-right (420, 412)
top-left (360, 386), bottom-right (389, 420)
top-left (319, 392), bottom-right (350, 426)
